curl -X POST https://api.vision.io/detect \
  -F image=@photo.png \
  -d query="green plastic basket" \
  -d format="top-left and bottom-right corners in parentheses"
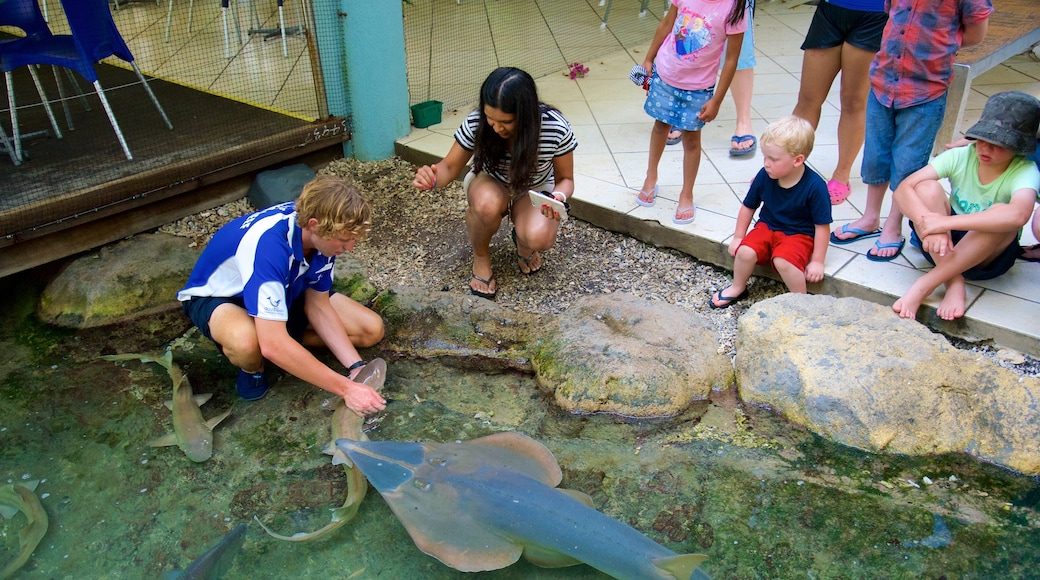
top-left (410, 100), bottom-right (443, 128)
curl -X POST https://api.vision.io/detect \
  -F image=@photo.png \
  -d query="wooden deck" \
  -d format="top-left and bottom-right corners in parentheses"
top-left (0, 64), bottom-right (348, 278)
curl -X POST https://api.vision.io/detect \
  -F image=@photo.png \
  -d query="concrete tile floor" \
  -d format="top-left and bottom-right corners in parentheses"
top-left (397, 0), bottom-right (1040, 357)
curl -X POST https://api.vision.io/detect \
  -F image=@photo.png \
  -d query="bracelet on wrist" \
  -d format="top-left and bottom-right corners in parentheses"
top-left (551, 191), bottom-right (567, 202)
top-left (346, 360), bottom-right (367, 372)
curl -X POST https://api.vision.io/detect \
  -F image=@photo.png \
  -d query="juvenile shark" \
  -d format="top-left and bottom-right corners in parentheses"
top-left (165, 522), bottom-right (247, 580)
top-left (255, 359), bottom-right (386, 542)
top-left (102, 350), bottom-right (231, 462)
top-left (0, 480), bottom-right (47, 579)
top-left (336, 432), bottom-right (710, 580)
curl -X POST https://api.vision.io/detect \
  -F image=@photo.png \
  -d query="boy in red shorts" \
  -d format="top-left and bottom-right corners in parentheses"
top-left (710, 116), bottom-right (832, 308)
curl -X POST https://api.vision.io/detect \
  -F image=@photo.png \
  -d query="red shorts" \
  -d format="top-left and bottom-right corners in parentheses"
top-left (739, 221), bottom-right (815, 272)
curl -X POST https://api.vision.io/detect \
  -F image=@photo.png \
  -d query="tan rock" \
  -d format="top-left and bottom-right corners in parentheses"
top-left (531, 292), bottom-right (733, 417)
top-left (736, 294), bottom-right (1040, 475)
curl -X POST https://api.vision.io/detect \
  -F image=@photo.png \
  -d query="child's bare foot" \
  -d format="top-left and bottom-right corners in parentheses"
top-left (892, 283), bottom-right (930, 319)
top-left (936, 280), bottom-right (967, 320)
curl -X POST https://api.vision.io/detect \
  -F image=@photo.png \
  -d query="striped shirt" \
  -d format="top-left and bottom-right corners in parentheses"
top-left (869, 0), bottom-right (992, 109)
top-left (177, 202), bottom-right (335, 321)
top-left (454, 106), bottom-right (578, 188)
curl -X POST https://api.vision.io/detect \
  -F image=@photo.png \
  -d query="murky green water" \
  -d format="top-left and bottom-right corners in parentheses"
top-left (1, 276), bottom-right (1038, 579)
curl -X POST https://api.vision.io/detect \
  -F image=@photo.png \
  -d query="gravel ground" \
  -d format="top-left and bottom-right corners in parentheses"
top-left (159, 156), bottom-right (1040, 375)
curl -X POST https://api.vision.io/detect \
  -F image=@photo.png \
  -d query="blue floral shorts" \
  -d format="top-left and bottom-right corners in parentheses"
top-left (644, 72), bottom-right (713, 132)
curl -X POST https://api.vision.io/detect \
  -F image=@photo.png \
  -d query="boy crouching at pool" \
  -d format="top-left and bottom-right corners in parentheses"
top-left (709, 116), bottom-right (832, 309)
top-left (892, 90), bottom-right (1040, 321)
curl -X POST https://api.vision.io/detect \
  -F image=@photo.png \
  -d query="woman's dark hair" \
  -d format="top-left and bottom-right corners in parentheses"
top-left (727, 0), bottom-right (749, 28)
top-left (473, 67), bottom-right (549, 194)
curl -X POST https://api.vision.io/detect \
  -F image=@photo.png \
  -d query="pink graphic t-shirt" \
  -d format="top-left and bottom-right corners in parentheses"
top-left (655, 0), bottom-right (746, 91)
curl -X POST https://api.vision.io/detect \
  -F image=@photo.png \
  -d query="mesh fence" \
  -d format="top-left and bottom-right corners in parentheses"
top-left (404, 0), bottom-right (665, 113)
top-left (1, 0), bottom-right (663, 243)
top-left (1, 0), bottom-right (330, 241)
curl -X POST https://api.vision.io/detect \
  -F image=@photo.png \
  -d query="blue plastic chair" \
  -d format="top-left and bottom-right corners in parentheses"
top-left (0, 0), bottom-right (173, 161)
top-left (0, 0), bottom-right (65, 164)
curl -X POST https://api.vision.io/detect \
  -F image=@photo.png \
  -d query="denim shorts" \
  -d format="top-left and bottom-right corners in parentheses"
top-left (728, 0), bottom-right (756, 71)
top-left (644, 73), bottom-right (712, 131)
top-left (861, 91), bottom-right (947, 189)
top-left (800, 1), bottom-right (888, 53)
top-left (910, 217), bottom-right (1021, 281)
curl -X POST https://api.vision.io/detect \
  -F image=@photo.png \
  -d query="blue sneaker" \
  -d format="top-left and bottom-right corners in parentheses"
top-left (236, 370), bottom-right (269, 401)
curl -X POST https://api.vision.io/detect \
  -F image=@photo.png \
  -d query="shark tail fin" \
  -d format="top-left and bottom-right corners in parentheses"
top-left (651, 553), bottom-right (710, 580)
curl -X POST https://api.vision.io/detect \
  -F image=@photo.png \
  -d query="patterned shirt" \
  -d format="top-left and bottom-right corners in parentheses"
top-left (177, 202), bottom-right (335, 321)
top-left (869, 0), bottom-right (992, 109)
top-left (656, 0), bottom-right (747, 90)
top-left (454, 106), bottom-right (577, 189)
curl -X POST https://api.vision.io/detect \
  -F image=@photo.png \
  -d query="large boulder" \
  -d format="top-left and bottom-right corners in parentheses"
top-left (38, 233), bottom-right (198, 328)
top-left (529, 292), bottom-right (733, 417)
top-left (735, 294), bottom-right (1040, 475)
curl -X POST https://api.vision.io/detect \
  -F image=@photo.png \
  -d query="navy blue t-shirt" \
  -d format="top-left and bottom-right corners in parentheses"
top-left (742, 166), bottom-right (832, 236)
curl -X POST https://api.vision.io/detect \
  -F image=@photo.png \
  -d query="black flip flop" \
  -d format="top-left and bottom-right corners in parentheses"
top-left (469, 274), bottom-right (496, 300)
top-left (708, 286), bottom-right (749, 309)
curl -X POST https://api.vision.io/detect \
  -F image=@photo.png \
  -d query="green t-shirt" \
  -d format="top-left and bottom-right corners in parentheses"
top-left (930, 144), bottom-right (1040, 215)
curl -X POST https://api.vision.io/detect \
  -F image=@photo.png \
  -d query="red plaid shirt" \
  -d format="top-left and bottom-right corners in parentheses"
top-left (870, 0), bottom-right (992, 109)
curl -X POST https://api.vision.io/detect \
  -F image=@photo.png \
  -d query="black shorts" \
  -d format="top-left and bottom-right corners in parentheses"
top-left (910, 224), bottom-right (1022, 282)
top-left (181, 295), bottom-right (309, 347)
top-left (800, 1), bottom-right (888, 53)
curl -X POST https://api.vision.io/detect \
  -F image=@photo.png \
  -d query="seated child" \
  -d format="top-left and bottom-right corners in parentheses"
top-left (709, 116), bottom-right (832, 308)
top-left (892, 90), bottom-right (1040, 321)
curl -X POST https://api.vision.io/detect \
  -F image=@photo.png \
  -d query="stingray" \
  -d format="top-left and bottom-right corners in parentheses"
top-left (336, 432), bottom-right (710, 580)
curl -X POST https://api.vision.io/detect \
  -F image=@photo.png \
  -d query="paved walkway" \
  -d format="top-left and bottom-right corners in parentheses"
top-left (396, 2), bottom-right (1040, 358)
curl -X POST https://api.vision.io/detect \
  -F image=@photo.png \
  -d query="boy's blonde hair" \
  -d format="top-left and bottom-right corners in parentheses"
top-left (760, 116), bottom-right (815, 158)
top-left (295, 174), bottom-right (372, 239)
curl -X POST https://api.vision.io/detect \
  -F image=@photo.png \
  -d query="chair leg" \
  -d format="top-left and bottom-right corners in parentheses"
top-left (0, 120), bottom-right (20, 166)
top-left (223, 2), bottom-right (231, 58)
top-left (165, 0), bottom-right (175, 42)
top-left (130, 62), bottom-right (173, 130)
top-left (51, 66), bottom-right (74, 131)
top-left (278, 1), bottom-right (288, 58)
top-left (64, 69), bottom-right (92, 113)
top-left (27, 66), bottom-right (63, 140)
top-left (90, 80), bottom-right (133, 160)
top-left (6, 72), bottom-right (23, 163)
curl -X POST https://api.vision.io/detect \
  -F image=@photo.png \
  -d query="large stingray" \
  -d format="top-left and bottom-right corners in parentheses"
top-left (255, 359), bottom-right (386, 541)
top-left (336, 432), bottom-right (711, 580)
top-left (102, 350), bottom-right (231, 462)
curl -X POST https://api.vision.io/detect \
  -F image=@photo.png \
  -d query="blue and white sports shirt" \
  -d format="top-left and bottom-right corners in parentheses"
top-left (176, 202), bottom-right (335, 321)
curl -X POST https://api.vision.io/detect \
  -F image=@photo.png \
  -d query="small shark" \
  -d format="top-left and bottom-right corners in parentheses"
top-left (102, 350), bottom-right (231, 462)
top-left (0, 480), bottom-right (48, 578)
top-left (337, 432), bottom-right (710, 580)
top-left (164, 522), bottom-right (247, 580)
top-left (255, 359), bottom-right (386, 542)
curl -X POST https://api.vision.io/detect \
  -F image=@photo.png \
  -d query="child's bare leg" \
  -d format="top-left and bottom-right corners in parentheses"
top-left (833, 182), bottom-right (887, 240)
top-left (711, 245), bottom-right (756, 307)
top-left (641, 120), bottom-right (670, 201)
top-left (773, 257), bottom-right (807, 294)
top-left (894, 230), bottom-right (1014, 319)
top-left (676, 130), bottom-right (701, 220)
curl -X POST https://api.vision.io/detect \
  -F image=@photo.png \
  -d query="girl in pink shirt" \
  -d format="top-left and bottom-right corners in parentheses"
top-left (636, 0), bottom-right (747, 224)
